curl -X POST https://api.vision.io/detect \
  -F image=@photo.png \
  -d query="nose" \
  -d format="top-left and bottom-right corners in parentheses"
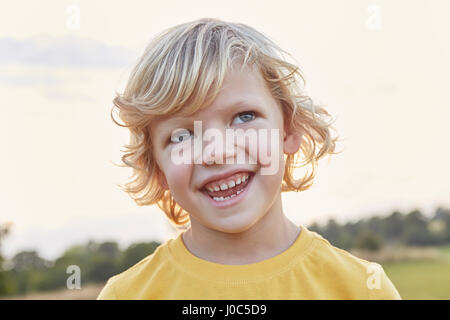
top-left (189, 120), bottom-right (236, 166)
top-left (196, 125), bottom-right (236, 166)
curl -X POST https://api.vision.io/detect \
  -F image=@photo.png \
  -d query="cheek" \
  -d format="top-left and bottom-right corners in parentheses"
top-left (164, 163), bottom-right (192, 193)
top-left (234, 124), bottom-right (283, 169)
top-left (252, 162), bottom-right (284, 206)
top-left (246, 127), bottom-right (284, 177)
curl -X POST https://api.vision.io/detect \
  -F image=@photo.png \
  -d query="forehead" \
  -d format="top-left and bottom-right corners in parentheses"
top-left (154, 67), bottom-right (275, 125)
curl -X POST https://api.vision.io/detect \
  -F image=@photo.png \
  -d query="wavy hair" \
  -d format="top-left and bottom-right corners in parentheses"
top-left (111, 17), bottom-right (342, 230)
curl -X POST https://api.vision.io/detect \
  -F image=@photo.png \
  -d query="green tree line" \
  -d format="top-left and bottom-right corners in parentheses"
top-left (308, 207), bottom-right (450, 251)
top-left (0, 235), bottom-right (161, 297)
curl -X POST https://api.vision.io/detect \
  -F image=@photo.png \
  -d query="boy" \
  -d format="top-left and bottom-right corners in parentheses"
top-left (97, 18), bottom-right (401, 299)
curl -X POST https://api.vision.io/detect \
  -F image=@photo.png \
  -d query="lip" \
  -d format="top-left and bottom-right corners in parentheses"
top-left (199, 168), bottom-right (254, 190)
top-left (201, 172), bottom-right (255, 209)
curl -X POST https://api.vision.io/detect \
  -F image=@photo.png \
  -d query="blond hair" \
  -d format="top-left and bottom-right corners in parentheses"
top-left (111, 18), bottom-right (341, 230)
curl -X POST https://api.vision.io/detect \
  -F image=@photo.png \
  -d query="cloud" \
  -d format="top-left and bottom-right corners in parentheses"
top-left (0, 73), bottom-right (59, 86)
top-left (0, 35), bottom-right (137, 68)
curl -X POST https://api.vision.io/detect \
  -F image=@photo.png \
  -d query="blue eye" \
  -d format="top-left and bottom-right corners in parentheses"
top-left (170, 129), bottom-right (194, 144)
top-left (232, 111), bottom-right (256, 125)
top-left (168, 111), bottom-right (256, 144)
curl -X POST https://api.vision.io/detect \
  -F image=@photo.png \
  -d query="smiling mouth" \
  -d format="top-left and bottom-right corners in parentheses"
top-left (202, 172), bottom-right (254, 202)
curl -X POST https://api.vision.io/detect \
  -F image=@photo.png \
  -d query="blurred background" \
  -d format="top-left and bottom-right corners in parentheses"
top-left (0, 0), bottom-right (449, 299)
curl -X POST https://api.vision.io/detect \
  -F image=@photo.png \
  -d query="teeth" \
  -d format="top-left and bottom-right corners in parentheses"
top-left (213, 195), bottom-right (231, 202)
top-left (205, 174), bottom-right (249, 191)
top-left (211, 186), bottom-right (246, 202)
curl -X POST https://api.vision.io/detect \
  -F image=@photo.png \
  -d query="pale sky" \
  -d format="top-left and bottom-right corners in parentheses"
top-left (1, 0), bottom-right (449, 260)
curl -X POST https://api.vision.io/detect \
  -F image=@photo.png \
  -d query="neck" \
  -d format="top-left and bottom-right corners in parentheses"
top-left (182, 195), bottom-right (301, 265)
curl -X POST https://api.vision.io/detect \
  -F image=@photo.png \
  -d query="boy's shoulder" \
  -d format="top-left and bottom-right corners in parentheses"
top-left (305, 228), bottom-right (401, 299)
top-left (307, 229), bottom-right (374, 272)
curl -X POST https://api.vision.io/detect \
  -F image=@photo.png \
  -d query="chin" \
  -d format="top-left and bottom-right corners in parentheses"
top-left (207, 213), bottom-right (265, 234)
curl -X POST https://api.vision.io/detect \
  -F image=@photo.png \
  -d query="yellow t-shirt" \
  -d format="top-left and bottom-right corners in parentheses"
top-left (97, 225), bottom-right (401, 300)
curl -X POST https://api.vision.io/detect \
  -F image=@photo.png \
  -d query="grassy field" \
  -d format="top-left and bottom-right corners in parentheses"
top-left (0, 283), bottom-right (104, 300)
top-left (383, 260), bottom-right (450, 299)
top-left (381, 245), bottom-right (450, 300)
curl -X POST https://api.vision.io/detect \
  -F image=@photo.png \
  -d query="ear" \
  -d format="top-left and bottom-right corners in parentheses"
top-left (156, 167), bottom-right (169, 190)
top-left (283, 126), bottom-right (303, 155)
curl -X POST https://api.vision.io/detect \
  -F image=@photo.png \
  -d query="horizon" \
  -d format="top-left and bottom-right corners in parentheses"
top-left (2, 202), bottom-right (447, 261)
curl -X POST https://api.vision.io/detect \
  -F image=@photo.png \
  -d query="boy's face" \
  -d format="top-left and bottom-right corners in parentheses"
top-left (149, 67), bottom-right (302, 234)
